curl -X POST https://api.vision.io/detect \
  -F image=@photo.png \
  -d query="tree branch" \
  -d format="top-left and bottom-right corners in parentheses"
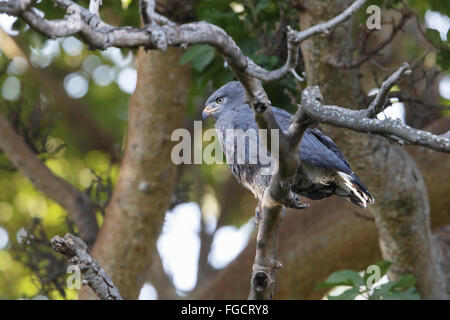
top-left (139, 0), bottom-right (176, 26)
top-left (300, 77), bottom-right (450, 153)
top-left (0, 0), bottom-right (365, 99)
top-left (0, 112), bottom-right (99, 247)
top-left (51, 234), bottom-right (122, 300)
top-left (249, 82), bottom-right (315, 300)
top-left (0, 0), bottom-right (368, 155)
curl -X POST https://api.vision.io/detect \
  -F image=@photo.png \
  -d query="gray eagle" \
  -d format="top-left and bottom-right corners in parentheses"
top-left (202, 81), bottom-right (375, 210)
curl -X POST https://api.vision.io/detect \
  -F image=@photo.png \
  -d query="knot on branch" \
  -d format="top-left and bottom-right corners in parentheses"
top-left (252, 100), bottom-right (269, 113)
top-left (301, 85), bottom-right (323, 107)
top-left (149, 26), bottom-right (168, 51)
top-left (86, 12), bottom-right (103, 29)
top-left (51, 234), bottom-right (87, 258)
top-left (253, 271), bottom-right (269, 292)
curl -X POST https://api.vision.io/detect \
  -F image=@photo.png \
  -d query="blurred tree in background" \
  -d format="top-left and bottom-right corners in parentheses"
top-left (0, 0), bottom-right (449, 300)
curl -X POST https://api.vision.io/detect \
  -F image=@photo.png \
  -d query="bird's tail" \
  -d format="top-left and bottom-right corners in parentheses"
top-left (337, 171), bottom-right (375, 208)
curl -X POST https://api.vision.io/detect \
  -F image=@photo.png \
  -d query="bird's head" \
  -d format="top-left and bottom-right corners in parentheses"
top-left (202, 81), bottom-right (246, 121)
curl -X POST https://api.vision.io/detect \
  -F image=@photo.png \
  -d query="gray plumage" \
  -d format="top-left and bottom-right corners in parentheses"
top-left (202, 81), bottom-right (375, 208)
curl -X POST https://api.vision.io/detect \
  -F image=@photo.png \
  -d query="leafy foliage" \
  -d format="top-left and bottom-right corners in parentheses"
top-left (11, 218), bottom-right (71, 299)
top-left (180, 45), bottom-right (216, 72)
top-left (318, 261), bottom-right (421, 300)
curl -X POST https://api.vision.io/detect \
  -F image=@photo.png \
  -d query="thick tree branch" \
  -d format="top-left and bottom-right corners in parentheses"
top-left (303, 97), bottom-right (449, 153)
top-left (0, 112), bottom-right (99, 247)
top-left (299, 64), bottom-right (450, 153)
top-left (0, 0), bottom-right (365, 102)
top-left (0, 0), bottom-right (369, 160)
top-left (303, 102), bottom-right (450, 153)
top-left (51, 234), bottom-right (122, 300)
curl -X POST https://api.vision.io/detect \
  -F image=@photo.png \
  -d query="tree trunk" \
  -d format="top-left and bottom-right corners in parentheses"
top-left (79, 47), bottom-right (190, 299)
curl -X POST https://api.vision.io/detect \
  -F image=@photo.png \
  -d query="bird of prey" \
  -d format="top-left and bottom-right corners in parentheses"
top-left (202, 81), bottom-right (375, 210)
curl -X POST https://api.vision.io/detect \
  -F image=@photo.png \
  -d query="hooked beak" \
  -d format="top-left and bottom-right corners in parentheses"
top-left (202, 105), bottom-right (220, 119)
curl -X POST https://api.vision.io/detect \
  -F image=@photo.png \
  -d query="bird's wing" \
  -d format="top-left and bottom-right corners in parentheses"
top-left (306, 128), bottom-right (351, 168)
top-left (272, 107), bottom-right (352, 174)
top-left (299, 129), bottom-right (352, 173)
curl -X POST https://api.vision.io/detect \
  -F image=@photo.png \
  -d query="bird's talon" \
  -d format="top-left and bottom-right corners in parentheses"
top-left (290, 195), bottom-right (310, 209)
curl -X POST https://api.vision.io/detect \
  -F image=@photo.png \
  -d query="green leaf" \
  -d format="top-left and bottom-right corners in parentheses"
top-left (328, 287), bottom-right (360, 300)
top-left (370, 285), bottom-right (420, 300)
top-left (437, 50), bottom-right (450, 71)
top-left (425, 28), bottom-right (442, 46)
top-left (363, 260), bottom-right (392, 284)
top-left (369, 275), bottom-right (419, 300)
top-left (179, 45), bottom-right (215, 72)
top-left (391, 274), bottom-right (416, 290)
top-left (380, 287), bottom-right (420, 300)
top-left (317, 270), bottom-right (364, 289)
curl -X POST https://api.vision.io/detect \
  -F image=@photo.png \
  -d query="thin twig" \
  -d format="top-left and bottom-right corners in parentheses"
top-left (364, 62), bottom-right (412, 117)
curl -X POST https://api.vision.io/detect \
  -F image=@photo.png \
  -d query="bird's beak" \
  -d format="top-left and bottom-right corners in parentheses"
top-left (202, 105), bottom-right (220, 119)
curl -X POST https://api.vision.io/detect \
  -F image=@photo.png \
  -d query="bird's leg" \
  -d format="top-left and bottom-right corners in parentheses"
top-left (254, 201), bottom-right (262, 226)
top-left (288, 192), bottom-right (310, 210)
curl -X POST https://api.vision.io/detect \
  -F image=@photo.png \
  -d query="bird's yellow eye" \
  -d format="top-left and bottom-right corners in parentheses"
top-left (215, 97), bottom-right (224, 104)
